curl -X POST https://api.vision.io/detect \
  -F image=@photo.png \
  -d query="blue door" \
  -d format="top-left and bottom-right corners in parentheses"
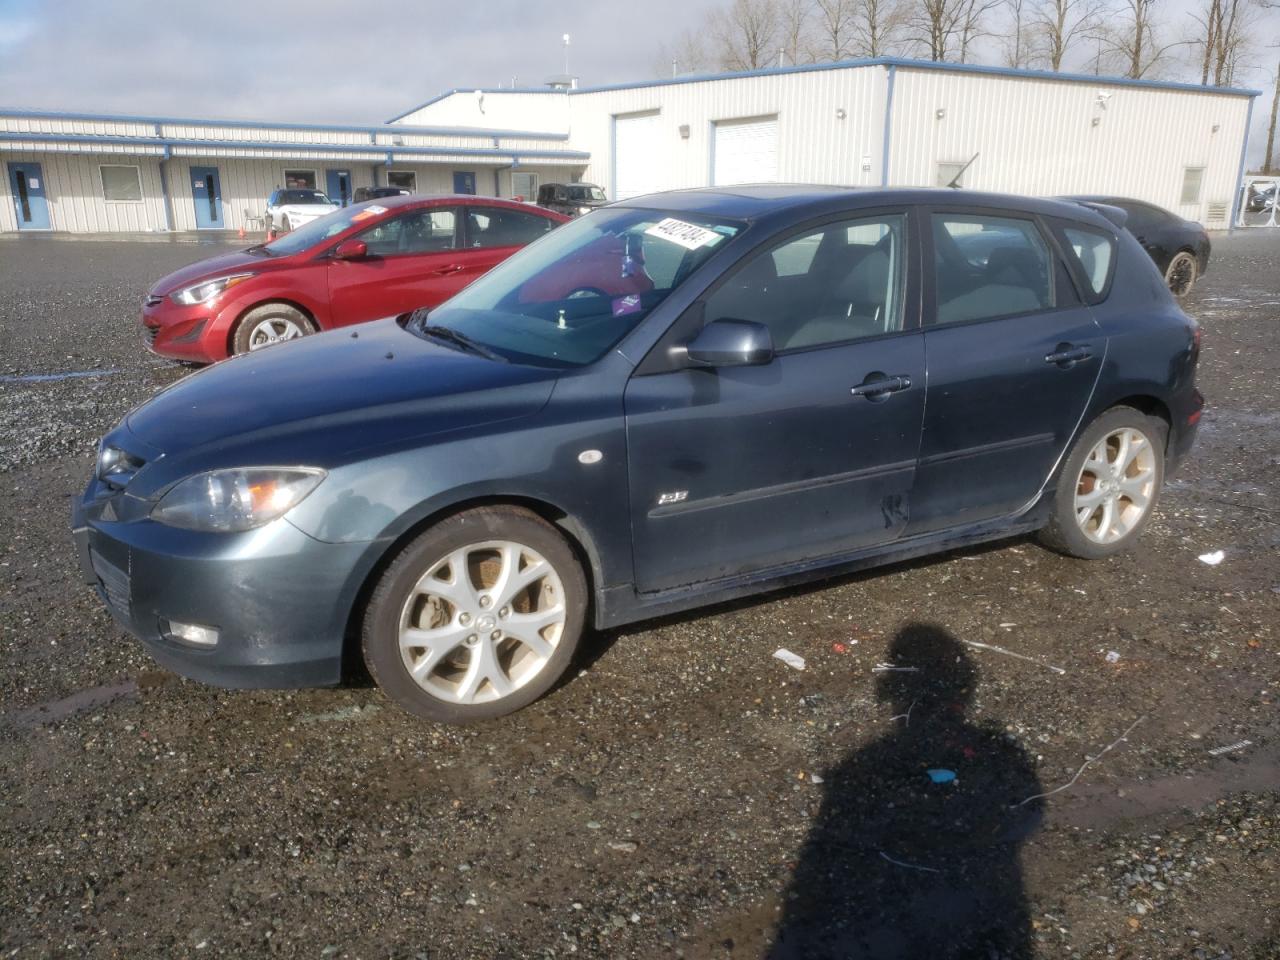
top-left (190, 166), bottom-right (224, 228)
top-left (453, 171), bottom-right (476, 195)
top-left (326, 169), bottom-right (352, 207)
top-left (7, 162), bottom-right (51, 230)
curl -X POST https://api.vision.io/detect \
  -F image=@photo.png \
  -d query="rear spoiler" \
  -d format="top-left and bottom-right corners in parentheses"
top-left (1058, 198), bottom-right (1129, 230)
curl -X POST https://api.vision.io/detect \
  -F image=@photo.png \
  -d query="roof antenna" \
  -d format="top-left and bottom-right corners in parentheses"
top-left (948, 152), bottom-right (979, 189)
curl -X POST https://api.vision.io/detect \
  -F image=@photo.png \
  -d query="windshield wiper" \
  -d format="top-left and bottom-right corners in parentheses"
top-left (419, 323), bottom-right (507, 363)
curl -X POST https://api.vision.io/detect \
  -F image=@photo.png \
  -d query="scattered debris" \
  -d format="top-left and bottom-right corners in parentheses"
top-left (831, 642), bottom-right (848, 654)
top-left (773, 648), bottom-right (805, 671)
top-left (297, 704), bottom-right (381, 724)
top-left (1198, 550), bottom-right (1225, 566)
top-left (1105, 651), bottom-right (1121, 664)
top-left (872, 662), bottom-right (919, 673)
top-left (889, 699), bottom-right (918, 726)
top-left (879, 851), bottom-right (941, 874)
top-left (1207, 739), bottom-right (1253, 757)
top-left (607, 841), bottom-right (638, 853)
top-left (1016, 716), bottom-right (1145, 807)
top-left (961, 639), bottom-right (1067, 675)
top-left (926, 769), bottom-right (957, 784)
top-left (808, 772), bottom-right (824, 785)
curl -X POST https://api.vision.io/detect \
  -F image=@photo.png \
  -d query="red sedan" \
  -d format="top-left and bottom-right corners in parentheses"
top-left (141, 195), bottom-right (569, 363)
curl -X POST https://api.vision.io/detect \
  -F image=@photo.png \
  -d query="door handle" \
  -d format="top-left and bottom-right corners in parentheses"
top-left (1044, 344), bottom-right (1093, 366)
top-left (850, 374), bottom-right (912, 399)
top-left (432, 264), bottom-right (465, 276)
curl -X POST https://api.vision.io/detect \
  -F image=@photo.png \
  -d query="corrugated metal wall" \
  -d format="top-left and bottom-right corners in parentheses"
top-left (393, 92), bottom-right (571, 134)
top-left (888, 68), bottom-right (1251, 224)
top-left (0, 151), bottom-right (168, 232)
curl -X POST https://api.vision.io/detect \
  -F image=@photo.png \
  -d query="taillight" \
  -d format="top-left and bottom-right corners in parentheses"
top-left (1192, 325), bottom-right (1202, 352)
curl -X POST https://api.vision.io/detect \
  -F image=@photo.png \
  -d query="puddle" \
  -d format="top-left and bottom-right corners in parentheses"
top-left (6, 680), bottom-right (139, 728)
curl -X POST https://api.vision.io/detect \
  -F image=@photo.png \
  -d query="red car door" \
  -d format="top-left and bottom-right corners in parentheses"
top-left (326, 206), bottom-right (466, 326)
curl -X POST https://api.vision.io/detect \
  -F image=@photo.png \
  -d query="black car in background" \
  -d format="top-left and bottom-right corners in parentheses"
top-left (1071, 196), bottom-right (1210, 297)
top-left (1246, 182), bottom-right (1277, 212)
top-left (537, 182), bottom-right (608, 217)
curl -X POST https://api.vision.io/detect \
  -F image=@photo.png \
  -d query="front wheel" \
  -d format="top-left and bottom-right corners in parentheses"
top-left (1165, 251), bottom-right (1197, 297)
top-left (1038, 407), bottom-right (1166, 559)
top-left (362, 507), bottom-right (587, 723)
top-left (232, 303), bottom-right (315, 355)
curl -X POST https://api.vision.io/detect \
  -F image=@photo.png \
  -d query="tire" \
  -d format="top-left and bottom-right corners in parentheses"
top-left (362, 506), bottom-right (587, 723)
top-left (232, 303), bottom-right (316, 355)
top-left (1164, 251), bottom-right (1197, 297)
top-left (1038, 406), bottom-right (1166, 560)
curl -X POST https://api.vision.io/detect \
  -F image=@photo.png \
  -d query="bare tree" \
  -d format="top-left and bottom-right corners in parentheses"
top-left (907, 0), bottom-right (970, 59)
top-left (1033, 0), bottom-right (1107, 71)
top-left (811, 0), bottom-right (857, 59)
top-left (1000, 0), bottom-right (1036, 67)
top-left (1197, 0), bottom-right (1256, 86)
top-left (1266, 59), bottom-right (1279, 174)
top-left (850, 0), bottom-right (908, 55)
top-left (777, 0), bottom-right (813, 64)
top-left (709, 0), bottom-right (782, 69)
top-left (1095, 0), bottom-right (1184, 78)
top-left (655, 29), bottom-right (712, 77)
top-left (959, 0), bottom-right (1004, 60)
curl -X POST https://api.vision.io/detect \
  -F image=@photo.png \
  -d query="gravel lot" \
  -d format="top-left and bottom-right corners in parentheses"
top-left (1, 231), bottom-right (1278, 959)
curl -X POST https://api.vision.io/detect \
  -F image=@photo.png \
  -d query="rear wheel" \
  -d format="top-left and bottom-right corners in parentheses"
top-left (232, 303), bottom-right (315, 355)
top-left (1165, 251), bottom-right (1197, 297)
top-left (362, 506), bottom-right (587, 723)
top-left (1038, 406), bottom-right (1166, 559)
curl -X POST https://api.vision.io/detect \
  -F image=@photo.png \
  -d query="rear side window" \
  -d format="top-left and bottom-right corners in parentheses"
top-left (931, 214), bottom-right (1053, 325)
top-left (467, 208), bottom-right (556, 249)
top-left (1061, 225), bottom-right (1115, 297)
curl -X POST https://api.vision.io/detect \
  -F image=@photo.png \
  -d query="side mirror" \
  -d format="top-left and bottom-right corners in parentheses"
top-left (333, 239), bottom-right (367, 260)
top-left (686, 319), bottom-right (774, 367)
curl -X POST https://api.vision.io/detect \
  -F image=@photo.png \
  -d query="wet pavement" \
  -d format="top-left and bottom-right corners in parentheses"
top-left (1, 230), bottom-right (1278, 958)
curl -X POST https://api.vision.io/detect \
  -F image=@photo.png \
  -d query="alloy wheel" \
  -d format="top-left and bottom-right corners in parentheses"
top-left (1166, 253), bottom-right (1196, 297)
top-left (247, 317), bottom-right (305, 350)
top-left (398, 540), bottom-right (566, 705)
top-left (1073, 427), bottom-right (1157, 544)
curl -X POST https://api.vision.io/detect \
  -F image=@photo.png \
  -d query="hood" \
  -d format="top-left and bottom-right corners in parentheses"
top-left (278, 203), bottom-right (337, 215)
top-left (149, 249), bottom-right (276, 297)
top-left (123, 318), bottom-right (559, 482)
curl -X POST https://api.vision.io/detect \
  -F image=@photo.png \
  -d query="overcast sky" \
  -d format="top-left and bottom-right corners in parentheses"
top-left (1, 0), bottom-right (1275, 163)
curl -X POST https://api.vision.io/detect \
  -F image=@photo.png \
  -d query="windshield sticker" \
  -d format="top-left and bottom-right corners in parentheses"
top-left (612, 294), bottom-right (643, 318)
top-left (645, 218), bottom-right (724, 251)
top-left (364, 204), bottom-right (388, 214)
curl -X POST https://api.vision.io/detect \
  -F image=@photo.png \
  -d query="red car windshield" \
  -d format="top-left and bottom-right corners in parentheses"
top-left (414, 208), bottom-right (743, 368)
top-left (260, 204), bottom-right (386, 256)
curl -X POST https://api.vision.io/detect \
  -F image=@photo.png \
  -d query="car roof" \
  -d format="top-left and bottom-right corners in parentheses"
top-left (351, 193), bottom-right (565, 216)
top-left (616, 184), bottom-right (1114, 228)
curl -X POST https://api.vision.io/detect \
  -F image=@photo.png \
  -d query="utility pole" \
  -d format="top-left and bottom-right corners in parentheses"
top-left (1266, 59), bottom-right (1280, 175)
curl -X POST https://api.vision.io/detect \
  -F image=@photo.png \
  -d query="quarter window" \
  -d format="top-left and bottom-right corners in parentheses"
top-left (466, 208), bottom-right (556, 249)
top-left (1062, 226), bottom-right (1115, 296)
top-left (703, 214), bottom-right (905, 351)
top-left (932, 214), bottom-right (1053, 325)
top-left (100, 165), bottom-right (142, 202)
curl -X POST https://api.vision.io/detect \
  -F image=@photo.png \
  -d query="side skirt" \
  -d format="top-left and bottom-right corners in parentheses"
top-left (594, 498), bottom-right (1053, 630)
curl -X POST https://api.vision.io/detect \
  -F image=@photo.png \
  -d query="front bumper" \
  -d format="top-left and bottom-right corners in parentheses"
top-left (142, 297), bottom-right (227, 363)
top-left (72, 477), bottom-right (374, 688)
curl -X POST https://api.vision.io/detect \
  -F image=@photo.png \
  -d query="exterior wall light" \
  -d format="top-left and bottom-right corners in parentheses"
top-left (936, 108), bottom-right (946, 120)
top-left (1091, 117), bottom-right (1101, 127)
top-left (679, 124), bottom-right (690, 139)
top-left (836, 108), bottom-right (847, 120)
top-left (1212, 124), bottom-right (1220, 133)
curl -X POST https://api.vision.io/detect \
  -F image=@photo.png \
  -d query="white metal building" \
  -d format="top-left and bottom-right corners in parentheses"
top-left (2, 57), bottom-right (1258, 235)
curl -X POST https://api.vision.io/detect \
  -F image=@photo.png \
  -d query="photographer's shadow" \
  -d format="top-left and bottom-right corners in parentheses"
top-left (769, 623), bottom-right (1044, 960)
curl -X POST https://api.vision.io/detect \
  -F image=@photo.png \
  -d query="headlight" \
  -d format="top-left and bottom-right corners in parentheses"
top-left (151, 467), bottom-right (325, 532)
top-left (97, 443), bottom-right (144, 483)
top-left (170, 273), bottom-right (254, 306)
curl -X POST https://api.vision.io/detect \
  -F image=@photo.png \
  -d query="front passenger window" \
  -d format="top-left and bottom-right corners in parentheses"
top-left (932, 214), bottom-right (1053, 324)
top-left (703, 214), bottom-right (905, 352)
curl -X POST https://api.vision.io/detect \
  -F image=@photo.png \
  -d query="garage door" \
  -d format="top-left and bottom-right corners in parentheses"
top-left (713, 116), bottom-right (779, 186)
top-left (613, 111), bottom-right (662, 201)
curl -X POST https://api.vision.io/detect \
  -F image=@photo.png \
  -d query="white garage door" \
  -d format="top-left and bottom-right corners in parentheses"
top-left (713, 116), bottom-right (779, 187)
top-left (613, 112), bottom-right (662, 201)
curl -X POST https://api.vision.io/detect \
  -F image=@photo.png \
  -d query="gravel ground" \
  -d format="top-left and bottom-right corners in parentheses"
top-left (1, 231), bottom-right (1278, 959)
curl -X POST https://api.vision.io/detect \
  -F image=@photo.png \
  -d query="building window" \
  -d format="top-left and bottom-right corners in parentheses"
top-left (387, 170), bottom-right (417, 192)
top-left (511, 171), bottom-right (538, 202)
top-left (1181, 167), bottom-right (1204, 205)
top-left (100, 164), bottom-right (142, 202)
top-left (936, 161), bottom-right (968, 188)
top-left (284, 169), bottom-right (317, 189)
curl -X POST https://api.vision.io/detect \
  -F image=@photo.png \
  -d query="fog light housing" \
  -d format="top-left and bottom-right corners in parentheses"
top-left (161, 619), bottom-right (219, 648)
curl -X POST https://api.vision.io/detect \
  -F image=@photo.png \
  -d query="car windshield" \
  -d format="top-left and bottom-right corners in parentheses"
top-left (278, 190), bottom-right (330, 205)
top-left (567, 185), bottom-right (606, 202)
top-left (412, 207), bottom-right (743, 367)
top-left (260, 204), bottom-right (379, 255)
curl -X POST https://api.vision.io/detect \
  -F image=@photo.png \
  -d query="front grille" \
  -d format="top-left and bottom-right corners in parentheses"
top-left (90, 550), bottom-right (130, 619)
top-left (142, 325), bottom-right (159, 347)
